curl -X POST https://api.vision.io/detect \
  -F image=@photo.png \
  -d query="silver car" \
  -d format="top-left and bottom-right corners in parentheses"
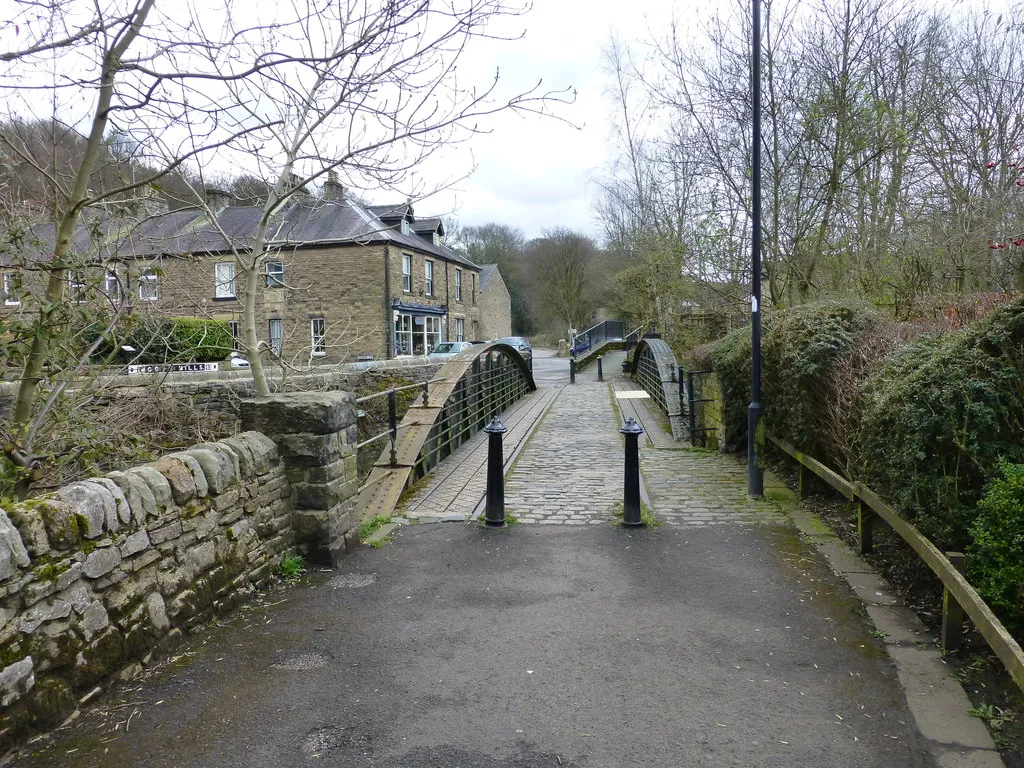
top-left (427, 341), bottom-right (479, 362)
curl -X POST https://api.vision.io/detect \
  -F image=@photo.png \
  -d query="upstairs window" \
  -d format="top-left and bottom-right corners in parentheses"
top-left (400, 218), bottom-right (411, 235)
top-left (3, 272), bottom-right (21, 305)
top-left (455, 269), bottom-right (462, 301)
top-left (215, 262), bottom-right (235, 298)
top-left (311, 317), bottom-right (326, 356)
top-left (425, 260), bottom-right (434, 296)
top-left (402, 254), bottom-right (412, 292)
top-left (265, 260), bottom-right (284, 288)
top-left (139, 270), bottom-right (158, 301)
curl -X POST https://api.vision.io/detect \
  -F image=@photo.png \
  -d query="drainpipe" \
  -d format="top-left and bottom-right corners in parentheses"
top-left (384, 244), bottom-right (392, 359)
top-left (444, 257), bottom-right (450, 341)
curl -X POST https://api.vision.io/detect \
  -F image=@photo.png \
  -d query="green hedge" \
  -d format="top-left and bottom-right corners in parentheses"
top-left (967, 462), bottom-right (1024, 635)
top-left (711, 299), bottom-right (876, 455)
top-left (854, 299), bottom-right (1024, 547)
top-left (97, 317), bottom-right (234, 364)
top-left (708, 296), bottom-right (1024, 550)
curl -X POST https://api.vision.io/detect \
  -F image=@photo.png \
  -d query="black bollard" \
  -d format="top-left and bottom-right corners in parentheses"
top-left (483, 418), bottom-right (507, 526)
top-left (597, 356), bottom-right (604, 382)
top-left (620, 418), bottom-right (644, 526)
top-left (569, 357), bottom-right (576, 384)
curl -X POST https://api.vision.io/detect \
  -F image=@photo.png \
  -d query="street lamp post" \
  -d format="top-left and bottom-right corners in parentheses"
top-left (748, 0), bottom-right (764, 497)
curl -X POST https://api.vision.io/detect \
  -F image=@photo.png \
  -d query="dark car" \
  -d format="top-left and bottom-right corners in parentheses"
top-left (498, 336), bottom-right (533, 362)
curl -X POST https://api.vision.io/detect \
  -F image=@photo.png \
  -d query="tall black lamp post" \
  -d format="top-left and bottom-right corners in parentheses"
top-left (748, 0), bottom-right (764, 497)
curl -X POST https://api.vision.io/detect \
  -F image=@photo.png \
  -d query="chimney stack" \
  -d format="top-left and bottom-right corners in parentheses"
top-left (138, 187), bottom-right (169, 217)
top-left (323, 170), bottom-right (345, 203)
top-left (205, 187), bottom-right (233, 213)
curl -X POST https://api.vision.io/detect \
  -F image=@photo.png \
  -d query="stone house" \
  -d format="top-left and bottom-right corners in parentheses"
top-left (478, 264), bottom-right (512, 339)
top-left (0, 182), bottom-right (500, 364)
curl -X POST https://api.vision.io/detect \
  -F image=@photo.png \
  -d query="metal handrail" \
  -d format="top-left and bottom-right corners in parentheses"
top-left (355, 376), bottom-right (447, 467)
top-left (624, 324), bottom-right (645, 352)
top-left (570, 319), bottom-right (626, 357)
top-left (415, 351), bottom-right (530, 477)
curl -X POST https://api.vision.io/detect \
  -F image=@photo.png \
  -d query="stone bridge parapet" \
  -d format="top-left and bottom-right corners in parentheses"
top-left (0, 392), bottom-right (363, 751)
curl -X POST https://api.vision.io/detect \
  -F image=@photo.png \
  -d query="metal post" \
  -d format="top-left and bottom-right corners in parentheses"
top-left (747, 0), bottom-right (764, 498)
top-left (569, 357), bottom-right (576, 384)
top-left (620, 418), bottom-right (644, 526)
top-left (597, 356), bottom-right (604, 382)
top-left (686, 371), bottom-right (697, 445)
top-left (483, 418), bottom-right (507, 527)
top-left (387, 389), bottom-right (398, 466)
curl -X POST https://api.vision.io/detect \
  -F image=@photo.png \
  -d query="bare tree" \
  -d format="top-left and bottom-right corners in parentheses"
top-left (0, 0), bottom-right (571, 496)
top-left (526, 229), bottom-right (603, 333)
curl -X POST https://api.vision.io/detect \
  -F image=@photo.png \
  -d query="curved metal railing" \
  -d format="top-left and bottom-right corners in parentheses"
top-left (355, 343), bottom-right (535, 518)
top-left (626, 337), bottom-right (685, 441)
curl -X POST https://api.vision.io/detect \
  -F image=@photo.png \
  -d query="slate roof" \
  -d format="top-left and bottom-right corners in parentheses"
top-left (6, 197), bottom-right (479, 270)
top-left (479, 264), bottom-right (499, 290)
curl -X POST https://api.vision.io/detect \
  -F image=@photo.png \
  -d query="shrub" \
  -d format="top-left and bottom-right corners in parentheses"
top-left (710, 324), bottom-right (753, 451)
top-left (710, 299), bottom-right (875, 454)
top-left (854, 297), bottom-right (1024, 547)
top-left (760, 299), bottom-right (878, 461)
top-left (165, 318), bottom-right (234, 362)
top-left (99, 316), bottom-right (234, 364)
top-left (967, 462), bottom-right (1024, 635)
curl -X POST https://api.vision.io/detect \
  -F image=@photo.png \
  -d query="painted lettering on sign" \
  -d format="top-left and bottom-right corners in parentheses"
top-left (125, 362), bottom-right (220, 375)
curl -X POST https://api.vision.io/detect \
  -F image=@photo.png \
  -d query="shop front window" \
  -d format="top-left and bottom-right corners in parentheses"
top-left (425, 316), bottom-right (441, 353)
top-left (395, 313), bottom-right (413, 356)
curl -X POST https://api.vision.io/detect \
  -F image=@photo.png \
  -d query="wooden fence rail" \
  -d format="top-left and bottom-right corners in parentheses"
top-left (767, 432), bottom-right (1024, 696)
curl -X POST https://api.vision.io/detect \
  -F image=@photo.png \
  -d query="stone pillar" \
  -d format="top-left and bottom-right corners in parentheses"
top-left (241, 392), bottom-right (359, 566)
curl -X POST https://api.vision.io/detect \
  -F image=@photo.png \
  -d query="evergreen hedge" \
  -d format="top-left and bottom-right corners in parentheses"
top-left (98, 317), bottom-right (234, 365)
top-left (711, 299), bottom-right (876, 457)
top-left (967, 462), bottom-right (1024, 634)
top-left (854, 298), bottom-right (1024, 547)
top-left (707, 296), bottom-right (1024, 632)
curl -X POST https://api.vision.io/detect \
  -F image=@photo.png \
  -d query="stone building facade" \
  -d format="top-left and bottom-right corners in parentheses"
top-left (477, 264), bottom-right (512, 339)
top-left (0, 187), bottom-right (503, 364)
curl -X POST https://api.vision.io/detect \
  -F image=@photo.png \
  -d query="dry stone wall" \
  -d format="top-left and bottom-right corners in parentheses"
top-left (0, 392), bottom-right (363, 751)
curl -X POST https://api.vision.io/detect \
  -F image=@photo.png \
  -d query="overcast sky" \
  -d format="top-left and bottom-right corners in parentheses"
top-left (393, 0), bottom-right (686, 243)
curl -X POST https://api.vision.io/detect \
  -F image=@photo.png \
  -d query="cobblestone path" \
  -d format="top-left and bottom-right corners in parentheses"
top-left (503, 380), bottom-right (623, 525)
top-left (640, 448), bottom-right (788, 527)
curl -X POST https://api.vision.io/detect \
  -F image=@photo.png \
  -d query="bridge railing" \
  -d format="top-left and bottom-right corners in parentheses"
top-left (626, 337), bottom-right (685, 441)
top-left (570, 319), bottom-right (626, 356)
top-left (623, 324), bottom-right (646, 353)
top-left (355, 377), bottom-right (446, 475)
top-left (355, 343), bottom-right (535, 518)
top-left (415, 347), bottom-right (532, 477)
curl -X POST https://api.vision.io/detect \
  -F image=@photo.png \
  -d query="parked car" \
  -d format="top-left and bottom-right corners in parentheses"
top-left (498, 336), bottom-right (533, 362)
top-left (228, 352), bottom-right (250, 368)
top-left (427, 341), bottom-right (480, 362)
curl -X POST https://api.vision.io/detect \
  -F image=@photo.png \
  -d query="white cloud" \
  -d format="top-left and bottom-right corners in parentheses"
top-left (387, 0), bottom-right (683, 242)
